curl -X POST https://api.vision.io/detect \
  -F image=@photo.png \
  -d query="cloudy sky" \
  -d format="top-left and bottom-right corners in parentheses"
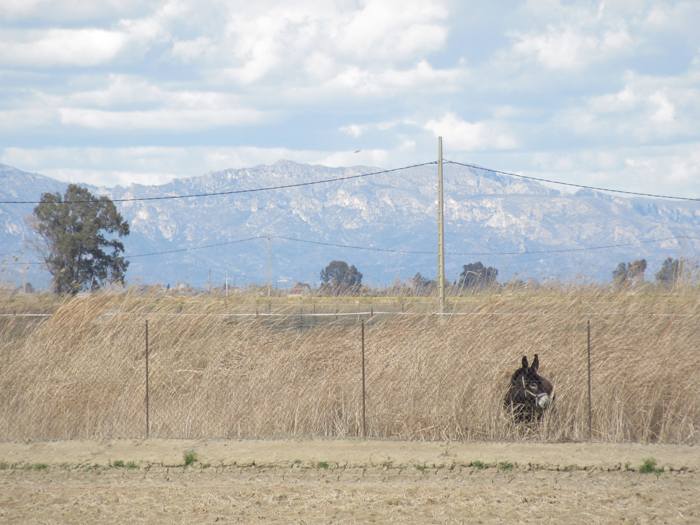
top-left (1, 0), bottom-right (699, 198)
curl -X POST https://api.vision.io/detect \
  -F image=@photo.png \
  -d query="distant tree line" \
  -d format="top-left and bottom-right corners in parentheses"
top-left (319, 256), bottom-right (687, 298)
top-left (611, 257), bottom-right (684, 289)
top-left (319, 260), bottom-right (501, 296)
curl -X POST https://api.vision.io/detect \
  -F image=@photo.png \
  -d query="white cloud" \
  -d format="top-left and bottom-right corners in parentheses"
top-left (316, 60), bottom-right (464, 98)
top-left (0, 0), bottom-right (161, 21)
top-left (340, 125), bottom-right (366, 138)
top-left (0, 29), bottom-right (127, 67)
top-left (512, 23), bottom-right (634, 70)
top-left (0, 0), bottom-right (185, 68)
top-left (303, 52), bottom-right (335, 81)
top-left (66, 75), bottom-right (165, 107)
top-left (649, 91), bottom-right (675, 123)
top-left (424, 112), bottom-right (518, 151)
top-left (217, 0), bottom-right (449, 85)
top-left (557, 70), bottom-right (699, 141)
top-left (58, 107), bottom-right (266, 130)
top-left (2, 0), bottom-right (699, 203)
top-left (171, 36), bottom-right (215, 63)
top-left (507, 0), bottom-right (659, 71)
top-left (0, 76), bottom-right (270, 132)
top-left (379, 60), bottom-right (463, 91)
top-left (335, 0), bottom-right (448, 61)
top-left (528, 144), bottom-right (700, 199)
top-left (589, 85), bottom-right (639, 113)
top-left (0, 108), bottom-right (58, 127)
top-left (624, 149), bottom-right (700, 190)
top-left (317, 149), bottom-right (390, 168)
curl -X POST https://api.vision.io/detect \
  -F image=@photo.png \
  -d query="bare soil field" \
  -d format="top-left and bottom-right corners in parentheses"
top-left (0, 439), bottom-right (698, 524)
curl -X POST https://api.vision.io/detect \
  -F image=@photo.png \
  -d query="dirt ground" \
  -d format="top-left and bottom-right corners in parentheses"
top-left (0, 439), bottom-right (698, 524)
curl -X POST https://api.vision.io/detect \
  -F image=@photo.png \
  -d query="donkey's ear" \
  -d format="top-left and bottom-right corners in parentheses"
top-left (521, 356), bottom-right (528, 369)
top-left (531, 354), bottom-right (540, 373)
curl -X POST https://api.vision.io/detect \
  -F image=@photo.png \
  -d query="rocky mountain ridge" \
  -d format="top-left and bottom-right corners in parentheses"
top-left (1, 160), bottom-right (697, 289)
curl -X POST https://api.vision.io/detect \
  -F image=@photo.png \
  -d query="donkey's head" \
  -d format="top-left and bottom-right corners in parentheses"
top-left (504, 354), bottom-right (555, 423)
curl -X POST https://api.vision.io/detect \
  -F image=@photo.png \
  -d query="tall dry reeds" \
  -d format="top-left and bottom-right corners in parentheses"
top-left (0, 286), bottom-right (698, 443)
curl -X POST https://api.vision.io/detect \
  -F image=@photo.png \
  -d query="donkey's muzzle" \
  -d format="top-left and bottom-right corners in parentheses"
top-left (537, 393), bottom-right (551, 409)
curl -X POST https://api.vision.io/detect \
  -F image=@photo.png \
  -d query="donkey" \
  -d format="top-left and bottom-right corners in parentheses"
top-left (503, 354), bottom-right (555, 423)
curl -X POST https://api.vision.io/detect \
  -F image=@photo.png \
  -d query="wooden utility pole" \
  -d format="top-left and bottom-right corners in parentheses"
top-left (587, 320), bottom-right (592, 442)
top-left (361, 320), bottom-right (366, 438)
top-left (145, 320), bottom-right (149, 438)
top-left (437, 137), bottom-right (445, 310)
top-left (267, 235), bottom-right (271, 298)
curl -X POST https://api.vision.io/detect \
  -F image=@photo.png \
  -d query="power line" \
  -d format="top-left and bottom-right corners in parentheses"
top-left (267, 234), bottom-right (687, 257)
top-left (0, 162), bottom-right (437, 204)
top-left (272, 236), bottom-right (433, 255)
top-left (3, 158), bottom-right (696, 205)
top-left (128, 236), bottom-right (263, 258)
top-left (445, 160), bottom-right (700, 202)
top-left (4, 235), bottom-right (694, 266)
top-left (443, 236), bottom-right (683, 256)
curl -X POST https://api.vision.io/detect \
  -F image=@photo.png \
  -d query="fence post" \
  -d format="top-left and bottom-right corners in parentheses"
top-left (145, 320), bottom-right (150, 438)
top-left (361, 320), bottom-right (366, 438)
top-left (587, 320), bottom-right (592, 442)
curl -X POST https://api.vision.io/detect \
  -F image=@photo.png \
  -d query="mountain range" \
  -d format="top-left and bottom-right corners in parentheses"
top-left (1, 160), bottom-right (698, 290)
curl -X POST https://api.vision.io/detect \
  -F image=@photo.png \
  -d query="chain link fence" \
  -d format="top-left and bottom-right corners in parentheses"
top-left (1, 297), bottom-right (698, 443)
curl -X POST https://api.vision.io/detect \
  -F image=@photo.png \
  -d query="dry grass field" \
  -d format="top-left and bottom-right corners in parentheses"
top-left (1, 438), bottom-right (698, 524)
top-left (1, 285), bottom-right (699, 443)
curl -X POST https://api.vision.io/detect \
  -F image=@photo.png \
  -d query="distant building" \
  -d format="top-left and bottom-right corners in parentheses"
top-left (288, 283), bottom-right (311, 297)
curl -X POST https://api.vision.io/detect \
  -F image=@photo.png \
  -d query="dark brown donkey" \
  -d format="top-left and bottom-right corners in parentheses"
top-left (504, 354), bottom-right (555, 423)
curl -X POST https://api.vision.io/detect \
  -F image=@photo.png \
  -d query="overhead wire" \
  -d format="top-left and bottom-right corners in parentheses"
top-left (445, 160), bottom-right (700, 202)
top-left (123, 234), bottom-right (690, 259)
top-left (4, 158), bottom-right (697, 205)
top-left (0, 162), bottom-right (437, 204)
top-left (5, 235), bottom-right (695, 264)
top-left (128, 237), bottom-right (263, 258)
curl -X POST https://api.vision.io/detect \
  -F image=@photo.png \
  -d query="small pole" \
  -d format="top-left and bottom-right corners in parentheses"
top-left (587, 320), bottom-right (592, 442)
top-left (437, 136), bottom-right (445, 311)
top-left (145, 320), bottom-right (150, 438)
top-left (267, 235), bottom-right (271, 299)
top-left (361, 320), bottom-right (366, 438)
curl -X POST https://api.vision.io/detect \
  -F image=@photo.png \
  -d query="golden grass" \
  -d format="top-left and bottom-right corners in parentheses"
top-left (1, 285), bottom-right (699, 443)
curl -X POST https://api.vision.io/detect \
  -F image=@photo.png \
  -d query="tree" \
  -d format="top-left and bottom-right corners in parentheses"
top-left (612, 262), bottom-right (628, 282)
top-left (320, 260), bottom-right (362, 294)
top-left (612, 259), bottom-right (646, 287)
top-left (411, 272), bottom-right (436, 296)
top-left (27, 184), bottom-right (130, 294)
top-left (627, 259), bottom-right (647, 281)
top-left (655, 257), bottom-right (681, 287)
top-left (458, 262), bottom-right (498, 289)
